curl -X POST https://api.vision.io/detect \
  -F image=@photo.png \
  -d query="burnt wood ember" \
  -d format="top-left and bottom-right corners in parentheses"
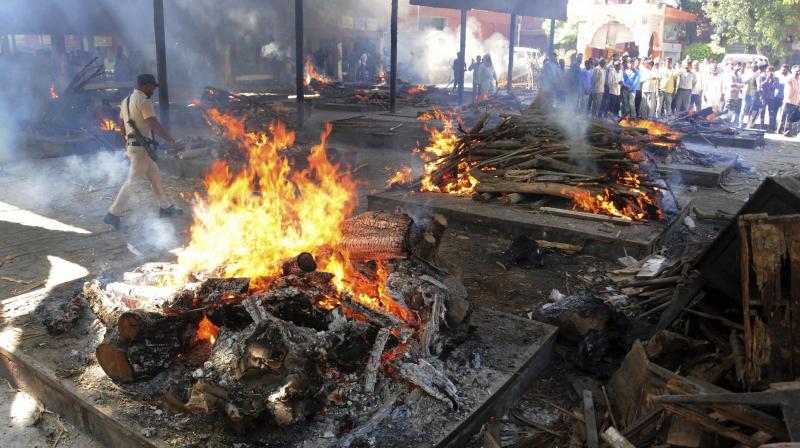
top-left (95, 311), bottom-right (196, 383)
top-left (280, 252), bottom-right (317, 276)
top-left (198, 277), bottom-right (250, 299)
top-left (503, 235), bottom-right (544, 268)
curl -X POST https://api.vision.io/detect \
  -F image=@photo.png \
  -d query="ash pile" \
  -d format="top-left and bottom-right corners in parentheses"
top-left (78, 211), bottom-right (481, 446)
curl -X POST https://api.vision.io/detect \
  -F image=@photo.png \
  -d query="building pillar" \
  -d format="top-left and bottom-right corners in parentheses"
top-left (389, 0), bottom-right (398, 113)
top-left (458, 8), bottom-right (467, 105)
top-left (507, 14), bottom-right (517, 94)
top-left (548, 19), bottom-right (556, 55)
top-left (295, 0), bottom-right (305, 129)
top-left (153, 0), bottom-right (170, 129)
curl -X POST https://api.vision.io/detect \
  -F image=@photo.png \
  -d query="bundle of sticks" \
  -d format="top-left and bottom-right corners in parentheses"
top-left (401, 96), bottom-right (670, 221)
top-left (199, 86), bottom-right (295, 129)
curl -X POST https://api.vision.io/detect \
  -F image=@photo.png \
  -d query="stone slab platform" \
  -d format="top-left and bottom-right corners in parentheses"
top-left (369, 191), bottom-right (680, 259)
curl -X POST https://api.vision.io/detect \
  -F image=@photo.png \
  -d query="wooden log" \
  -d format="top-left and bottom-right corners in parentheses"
top-left (583, 390), bottom-right (599, 448)
top-left (83, 280), bottom-right (127, 324)
top-left (339, 211), bottom-right (420, 262)
top-left (539, 206), bottom-right (633, 225)
top-left (95, 310), bottom-right (195, 383)
top-left (280, 252), bottom-right (317, 276)
top-left (363, 328), bottom-right (390, 394)
top-left (475, 181), bottom-right (588, 199)
top-left (414, 213), bottom-right (448, 263)
top-left (659, 402), bottom-right (759, 447)
top-left (399, 359), bottom-right (460, 409)
top-left (601, 427), bottom-right (636, 448)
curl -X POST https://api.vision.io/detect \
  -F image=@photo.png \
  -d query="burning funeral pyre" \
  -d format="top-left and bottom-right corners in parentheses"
top-left (79, 109), bottom-right (473, 441)
top-left (388, 95), bottom-right (718, 222)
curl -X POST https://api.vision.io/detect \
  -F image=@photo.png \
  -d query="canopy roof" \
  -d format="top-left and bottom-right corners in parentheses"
top-left (409, 0), bottom-right (567, 20)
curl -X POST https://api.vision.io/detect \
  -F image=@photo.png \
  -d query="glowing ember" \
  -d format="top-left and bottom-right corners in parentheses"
top-left (98, 118), bottom-right (120, 132)
top-left (178, 109), bottom-right (413, 322)
top-left (196, 314), bottom-right (220, 345)
top-left (304, 56), bottom-right (331, 86)
top-left (49, 82), bottom-right (58, 99)
top-left (407, 85), bottom-right (428, 95)
top-left (416, 107), bottom-right (477, 195)
top-left (385, 166), bottom-right (412, 188)
top-left (570, 170), bottom-right (663, 221)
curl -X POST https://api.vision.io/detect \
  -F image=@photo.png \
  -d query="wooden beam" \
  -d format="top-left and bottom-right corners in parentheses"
top-left (539, 206), bottom-right (633, 225)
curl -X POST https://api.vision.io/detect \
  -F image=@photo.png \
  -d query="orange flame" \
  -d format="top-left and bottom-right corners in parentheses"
top-left (408, 85), bottom-right (428, 95)
top-left (386, 166), bottom-right (412, 188)
top-left (416, 107), bottom-right (477, 195)
top-left (49, 82), bottom-right (58, 99)
top-left (570, 170), bottom-right (663, 221)
top-left (177, 109), bottom-right (414, 322)
top-left (305, 56), bottom-right (331, 86)
top-left (196, 314), bottom-right (220, 345)
top-left (98, 118), bottom-right (120, 132)
top-left (619, 117), bottom-right (684, 141)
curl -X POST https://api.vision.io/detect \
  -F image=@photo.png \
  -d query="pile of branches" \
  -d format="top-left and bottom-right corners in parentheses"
top-left (311, 82), bottom-right (445, 109)
top-left (403, 95), bottom-right (671, 220)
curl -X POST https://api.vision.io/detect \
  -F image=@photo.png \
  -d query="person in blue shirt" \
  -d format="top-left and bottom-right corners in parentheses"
top-left (623, 58), bottom-right (641, 117)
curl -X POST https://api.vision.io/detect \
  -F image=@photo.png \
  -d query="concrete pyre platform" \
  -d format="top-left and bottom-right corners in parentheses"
top-left (369, 191), bottom-right (682, 259)
top-left (0, 279), bottom-right (556, 448)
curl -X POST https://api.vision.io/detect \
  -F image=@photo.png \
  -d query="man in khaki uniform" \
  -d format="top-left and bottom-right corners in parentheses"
top-left (104, 74), bottom-right (181, 230)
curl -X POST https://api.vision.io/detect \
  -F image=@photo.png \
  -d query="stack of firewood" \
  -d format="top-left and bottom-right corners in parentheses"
top-left (402, 96), bottom-right (671, 220)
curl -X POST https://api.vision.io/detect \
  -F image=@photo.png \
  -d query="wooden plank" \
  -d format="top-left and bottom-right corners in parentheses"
top-left (660, 403), bottom-right (758, 447)
top-left (0, 342), bottom-right (168, 448)
top-left (539, 206), bottom-right (634, 225)
top-left (583, 390), bottom-right (599, 448)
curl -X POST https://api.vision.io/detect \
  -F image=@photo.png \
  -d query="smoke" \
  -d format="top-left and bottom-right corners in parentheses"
top-left (398, 16), bottom-right (509, 84)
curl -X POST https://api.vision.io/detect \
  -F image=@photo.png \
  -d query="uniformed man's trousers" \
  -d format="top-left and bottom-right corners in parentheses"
top-left (109, 146), bottom-right (170, 216)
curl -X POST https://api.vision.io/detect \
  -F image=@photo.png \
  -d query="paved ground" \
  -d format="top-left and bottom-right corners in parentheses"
top-left (0, 106), bottom-right (798, 446)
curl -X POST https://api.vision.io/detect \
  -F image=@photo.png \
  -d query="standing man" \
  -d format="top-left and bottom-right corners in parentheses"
top-left (690, 60), bottom-right (704, 112)
top-left (452, 51), bottom-right (466, 94)
top-left (541, 52), bottom-right (560, 105)
top-left (639, 59), bottom-right (658, 117)
top-left (723, 65), bottom-right (744, 127)
top-left (469, 55), bottom-right (483, 101)
top-left (606, 60), bottom-right (624, 118)
top-left (779, 65), bottom-right (800, 136)
top-left (658, 57), bottom-right (676, 116)
top-left (751, 67), bottom-right (780, 132)
top-left (104, 74), bottom-right (181, 230)
top-left (774, 64), bottom-right (791, 132)
top-left (674, 61), bottom-right (696, 113)
top-left (623, 58), bottom-right (640, 117)
top-left (590, 58), bottom-right (607, 117)
top-left (579, 58), bottom-right (594, 113)
top-left (703, 63), bottom-right (725, 113)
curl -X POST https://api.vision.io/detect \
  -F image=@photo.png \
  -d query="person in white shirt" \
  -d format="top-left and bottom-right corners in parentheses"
top-left (723, 65), bottom-right (744, 126)
top-left (674, 61), bottom-right (696, 113)
top-left (691, 60), bottom-right (704, 112)
top-left (590, 58), bottom-right (607, 117)
top-left (639, 60), bottom-right (658, 117)
top-left (703, 63), bottom-right (725, 113)
top-left (605, 60), bottom-right (624, 117)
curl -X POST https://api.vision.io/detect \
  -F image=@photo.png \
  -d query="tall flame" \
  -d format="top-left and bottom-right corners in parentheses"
top-left (179, 109), bottom-right (415, 323)
top-left (178, 109), bottom-right (356, 280)
top-left (416, 107), bottom-right (477, 195)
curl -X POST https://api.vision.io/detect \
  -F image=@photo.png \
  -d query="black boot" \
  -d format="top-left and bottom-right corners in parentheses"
top-left (159, 205), bottom-right (183, 218)
top-left (103, 212), bottom-right (122, 230)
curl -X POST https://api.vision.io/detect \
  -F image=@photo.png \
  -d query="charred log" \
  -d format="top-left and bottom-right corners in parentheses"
top-left (95, 310), bottom-right (195, 383)
top-left (281, 253), bottom-right (317, 276)
top-left (339, 211), bottom-right (423, 262)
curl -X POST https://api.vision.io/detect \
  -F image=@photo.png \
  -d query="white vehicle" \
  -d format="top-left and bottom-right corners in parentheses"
top-left (721, 53), bottom-right (769, 66)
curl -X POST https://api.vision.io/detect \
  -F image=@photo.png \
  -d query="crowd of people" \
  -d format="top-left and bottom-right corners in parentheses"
top-left (540, 52), bottom-right (800, 137)
top-left (452, 53), bottom-right (499, 100)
